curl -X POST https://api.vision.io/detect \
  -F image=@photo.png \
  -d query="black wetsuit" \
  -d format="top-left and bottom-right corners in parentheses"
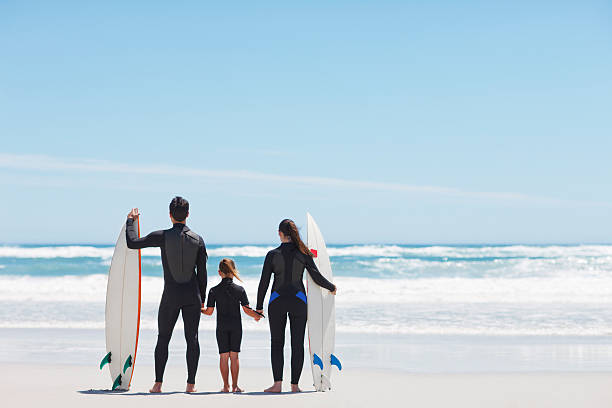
top-left (126, 218), bottom-right (207, 384)
top-left (207, 278), bottom-right (249, 353)
top-left (256, 242), bottom-right (335, 384)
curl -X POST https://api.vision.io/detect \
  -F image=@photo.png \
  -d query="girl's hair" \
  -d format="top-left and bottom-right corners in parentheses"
top-left (219, 258), bottom-right (242, 282)
top-left (279, 219), bottom-right (312, 257)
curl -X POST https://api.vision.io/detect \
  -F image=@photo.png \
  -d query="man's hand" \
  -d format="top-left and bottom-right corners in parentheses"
top-left (330, 286), bottom-right (337, 295)
top-left (127, 208), bottom-right (140, 220)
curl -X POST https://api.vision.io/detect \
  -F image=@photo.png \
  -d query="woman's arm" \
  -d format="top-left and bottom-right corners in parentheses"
top-left (304, 255), bottom-right (336, 293)
top-left (256, 252), bottom-right (274, 310)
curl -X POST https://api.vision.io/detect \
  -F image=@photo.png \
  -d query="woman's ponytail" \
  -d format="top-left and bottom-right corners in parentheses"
top-left (279, 219), bottom-right (312, 257)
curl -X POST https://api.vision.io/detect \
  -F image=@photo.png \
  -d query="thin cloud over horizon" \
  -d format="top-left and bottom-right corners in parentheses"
top-left (0, 152), bottom-right (607, 207)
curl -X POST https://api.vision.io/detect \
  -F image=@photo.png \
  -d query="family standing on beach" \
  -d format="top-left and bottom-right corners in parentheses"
top-left (125, 196), bottom-right (337, 393)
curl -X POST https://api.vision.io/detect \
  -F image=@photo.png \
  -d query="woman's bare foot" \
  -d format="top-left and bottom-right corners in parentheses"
top-left (149, 382), bottom-right (162, 393)
top-left (185, 383), bottom-right (197, 393)
top-left (291, 384), bottom-right (302, 393)
top-left (221, 385), bottom-right (230, 393)
top-left (232, 385), bottom-right (243, 393)
top-left (264, 381), bottom-right (282, 393)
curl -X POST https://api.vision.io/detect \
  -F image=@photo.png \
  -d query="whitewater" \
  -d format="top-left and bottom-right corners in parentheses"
top-left (1, 244), bottom-right (612, 336)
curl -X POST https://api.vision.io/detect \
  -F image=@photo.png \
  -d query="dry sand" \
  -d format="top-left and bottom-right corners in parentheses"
top-left (2, 363), bottom-right (612, 408)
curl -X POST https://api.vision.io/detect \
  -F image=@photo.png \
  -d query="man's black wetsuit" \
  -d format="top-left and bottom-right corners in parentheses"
top-left (256, 242), bottom-right (335, 384)
top-left (126, 218), bottom-right (207, 384)
top-left (207, 278), bottom-right (249, 353)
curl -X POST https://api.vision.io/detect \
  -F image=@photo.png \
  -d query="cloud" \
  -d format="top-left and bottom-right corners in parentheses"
top-left (0, 152), bottom-right (605, 206)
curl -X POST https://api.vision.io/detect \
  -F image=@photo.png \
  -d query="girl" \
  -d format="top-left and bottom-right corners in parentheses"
top-left (202, 258), bottom-right (262, 392)
top-left (256, 219), bottom-right (337, 393)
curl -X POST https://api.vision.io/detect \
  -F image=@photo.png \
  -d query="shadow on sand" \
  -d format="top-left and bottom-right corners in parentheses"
top-left (78, 390), bottom-right (182, 396)
top-left (79, 389), bottom-right (316, 396)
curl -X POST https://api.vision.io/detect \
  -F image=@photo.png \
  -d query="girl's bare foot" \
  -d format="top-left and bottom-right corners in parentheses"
top-left (264, 381), bottom-right (282, 393)
top-left (221, 385), bottom-right (230, 393)
top-left (185, 383), bottom-right (197, 393)
top-left (232, 385), bottom-right (243, 393)
top-left (291, 384), bottom-right (301, 393)
top-left (149, 382), bottom-right (162, 393)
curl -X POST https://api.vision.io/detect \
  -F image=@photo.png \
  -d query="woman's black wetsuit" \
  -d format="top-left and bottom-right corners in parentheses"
top-left (126, 219), bottom-right (207, 384)
top-left (256, 242), bottom-right (335, 384)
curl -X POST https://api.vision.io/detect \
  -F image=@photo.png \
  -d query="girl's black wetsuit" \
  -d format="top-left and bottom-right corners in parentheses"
top-left (126, 219), bottom-right (207, 384)
top-left (256, 242), bottom-right (335, 384)
top-left (207, 278), bottom-right (250, 353)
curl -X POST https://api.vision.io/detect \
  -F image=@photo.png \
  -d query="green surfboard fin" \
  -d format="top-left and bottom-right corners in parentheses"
top-left (112, 374), bottom-right (122, 391)
top-left (123, 355), bottom-right (132, 373)
top-left (99, 352), bottom-right (112, 370)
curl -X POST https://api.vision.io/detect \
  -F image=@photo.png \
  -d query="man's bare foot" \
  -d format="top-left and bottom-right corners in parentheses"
top-left (185, 383), bottom-right (197, 393)
top-left (291, 384), bottom-right (301, 393)
top-left (221, 385), bottom-right (230, 393)
top-left (264, 381), bottom-right (282, 393)
top-left (149, 382), bottom-right (162, 393)
top-left (232, 385), bottom-right (243, 393)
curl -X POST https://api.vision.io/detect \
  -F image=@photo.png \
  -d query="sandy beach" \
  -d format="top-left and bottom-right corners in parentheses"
top-left (0, 363), bottom-right (610, 408)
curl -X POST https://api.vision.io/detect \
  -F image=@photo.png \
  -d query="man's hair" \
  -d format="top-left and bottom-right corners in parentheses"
top-left (169, 196), bottom-right (189, 222)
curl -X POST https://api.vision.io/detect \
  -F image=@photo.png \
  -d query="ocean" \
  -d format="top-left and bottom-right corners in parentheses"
top-left (2, 244), bottom-right (612, 372)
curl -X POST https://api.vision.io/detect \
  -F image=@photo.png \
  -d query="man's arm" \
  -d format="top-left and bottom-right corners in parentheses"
top-left (125, 209), bottom-right (163, 249)
top-left (256, 252), bottom-right (273, 311)
top-left (195, 236), bottom-right (208, 306)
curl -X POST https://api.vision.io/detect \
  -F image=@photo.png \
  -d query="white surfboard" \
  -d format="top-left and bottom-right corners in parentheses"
top-left (100, 220), bottom-right (142, 391)
top-left (306, 213), bottom-right (341, 391)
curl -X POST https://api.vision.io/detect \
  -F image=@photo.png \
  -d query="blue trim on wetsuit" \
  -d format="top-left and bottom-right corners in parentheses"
top-left (295, 291), bottom-right (307, 304)
top-left (269, 291), bottom-right (280, 304)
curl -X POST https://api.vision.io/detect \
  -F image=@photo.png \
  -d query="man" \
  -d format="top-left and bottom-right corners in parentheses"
top-left (126, 196), bottom-right (207, 393)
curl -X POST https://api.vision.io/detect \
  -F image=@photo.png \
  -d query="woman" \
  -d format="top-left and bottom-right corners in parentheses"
top-left (256, 219), bottom-right (337, 393)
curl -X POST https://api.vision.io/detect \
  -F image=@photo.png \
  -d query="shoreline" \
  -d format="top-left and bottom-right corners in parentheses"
top-left (4, 327), bottom-right (612, 373)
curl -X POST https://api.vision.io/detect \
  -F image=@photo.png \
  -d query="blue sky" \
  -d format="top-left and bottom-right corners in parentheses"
top-left (1, 1), bottom-right (611, 244)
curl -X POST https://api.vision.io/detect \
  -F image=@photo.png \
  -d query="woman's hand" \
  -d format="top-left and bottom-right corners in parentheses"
top-left (256, 309), bottom-right (264, 316)
top-left (127, 208), bottom-right (140, 220)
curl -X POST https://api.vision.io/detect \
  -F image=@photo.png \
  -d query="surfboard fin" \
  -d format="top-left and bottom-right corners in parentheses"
top-left (123, 355), bottom-right (132, 373)
top-left (99, 352), bottom-right (111, 370)
top-left (313, 353), bottom-right (324, 370)
top-left (112, 374), bottom-right (122, 391)
top-left (331, 354), bottom-right (342, 371)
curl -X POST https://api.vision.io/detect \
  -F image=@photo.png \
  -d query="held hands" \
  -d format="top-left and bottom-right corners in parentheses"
top-left (127, 208), bottom-right (140, 220)
top-left (330, 286), bottom-right (337, 295)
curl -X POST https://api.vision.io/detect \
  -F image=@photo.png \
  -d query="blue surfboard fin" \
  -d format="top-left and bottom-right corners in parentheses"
top-left (331, 354), bottom-right (342, 371)
top-left (123, 355), bottom-right (132, 373)
top-left (99, 352), bottom-right (111, 370)
top-left (112, 374), bottom-right (122, 391)
top-left (313, 353), bottom-right (323, 370)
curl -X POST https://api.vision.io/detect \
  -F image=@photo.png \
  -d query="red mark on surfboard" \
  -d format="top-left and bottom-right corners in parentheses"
top-left (310, 249), bottom-right (318, 258)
